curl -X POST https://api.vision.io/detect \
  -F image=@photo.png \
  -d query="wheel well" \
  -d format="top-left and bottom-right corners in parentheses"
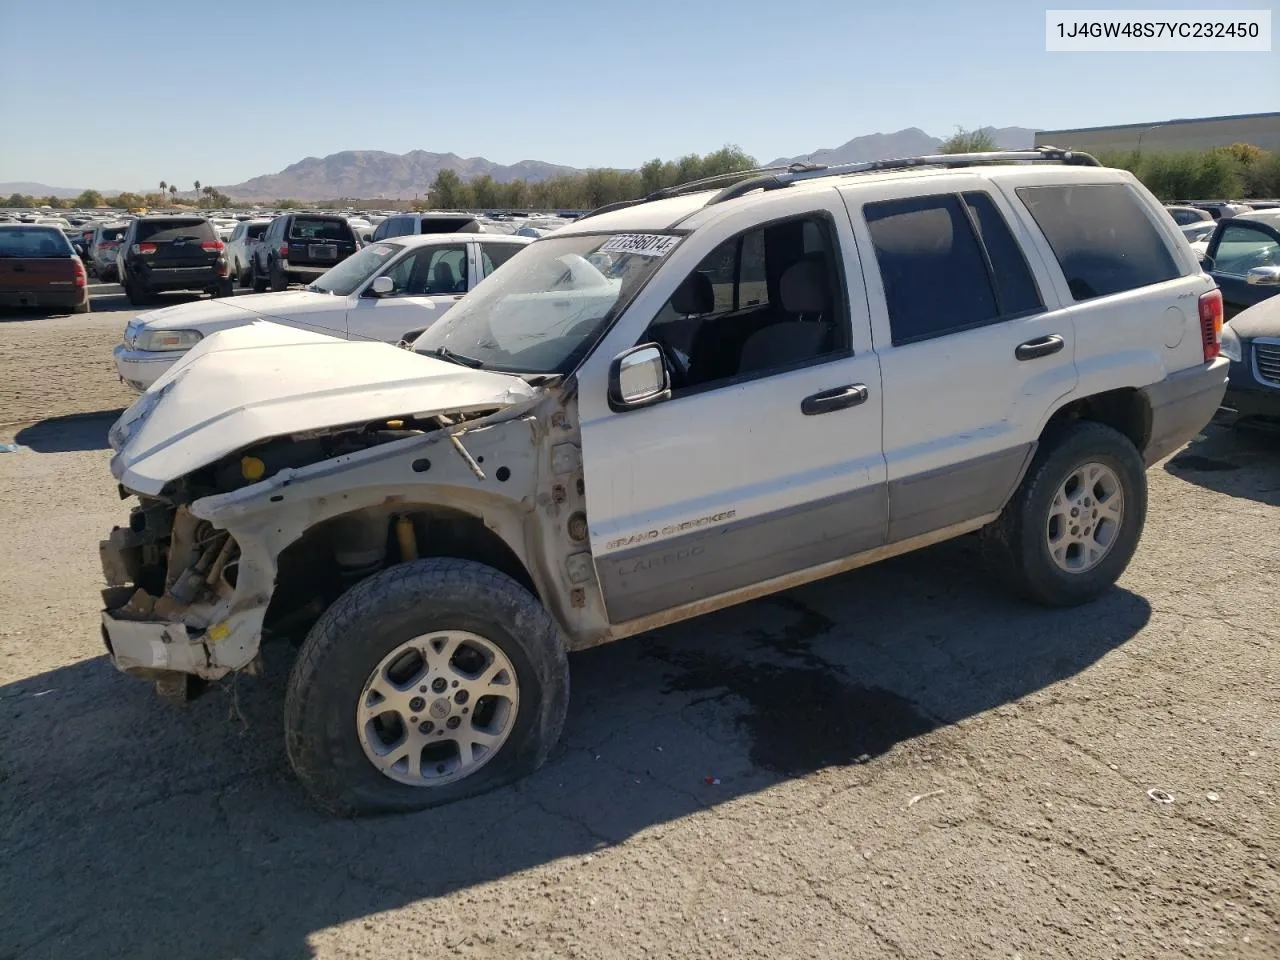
top-left (1043, 388), bottom-right (1151, 452)
top-left (263, 506), bottom-right (538, 641)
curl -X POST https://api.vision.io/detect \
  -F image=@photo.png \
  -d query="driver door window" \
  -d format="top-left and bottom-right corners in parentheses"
top-left (639, 216), bottom-right (848, 392)
top-left (380, 245), bottom-right (469, 296)
top-left (1213, 224), bottom-right (1279, 276)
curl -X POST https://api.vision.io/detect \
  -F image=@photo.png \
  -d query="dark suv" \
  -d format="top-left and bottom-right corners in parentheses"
top-left (252, 214), bottom-right (359, 291)
top-left (117, 216), bottom-right (232, 305)
top-left (370, 213), bottom-right (484, 241)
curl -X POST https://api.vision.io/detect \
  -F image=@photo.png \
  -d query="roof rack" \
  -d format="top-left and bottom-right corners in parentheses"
top-left (577, 161), bottom-right (826, 221)
top-left (579, 147), bottom-right (1101, 221)
top-left (708, 147), bottom-right (1101, 206)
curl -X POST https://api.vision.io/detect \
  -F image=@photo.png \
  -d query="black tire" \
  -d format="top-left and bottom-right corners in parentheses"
top-left (269, 262), bottom-right (287, 292)
top-left (252, 259), bottom-right (268, 293)
top-left (238, 262), bottom-right (252, 288)
top-left (123, 277), bottom-right (148, 306)
top-left (983, 421), bottom-right (1147, 607)
top-left (212, 278), bottom-right (234, 298)
top-left (285, 558), bottom-right (569, 816)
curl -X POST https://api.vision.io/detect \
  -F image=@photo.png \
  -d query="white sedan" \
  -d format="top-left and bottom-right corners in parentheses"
top-left (113, 233), bottom-right (532, 391)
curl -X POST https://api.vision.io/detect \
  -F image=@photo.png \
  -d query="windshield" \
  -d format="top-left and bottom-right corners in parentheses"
top-left (0, 227), bottom-right (73, 258)
top-left (411, 233), bottom-right (678, 374)
top-left (311, 241), bottom-right (404, 295)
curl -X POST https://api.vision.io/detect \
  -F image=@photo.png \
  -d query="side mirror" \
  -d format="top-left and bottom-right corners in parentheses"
top-left (1246, 265), bottom-right (1280, 286)
top-left (608, 343), bottom-right (670, 412)
top-left (370, 275), bottom-right (394, 296)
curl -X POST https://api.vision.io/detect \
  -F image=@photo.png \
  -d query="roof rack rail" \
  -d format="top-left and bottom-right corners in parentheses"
top-left (578, 162), bottom-right (825, 221)
top-left (707, 147), bottom-right (1101, 206)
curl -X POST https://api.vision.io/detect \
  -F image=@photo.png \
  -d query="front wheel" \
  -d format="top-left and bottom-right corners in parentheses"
top-left (983, 421), bottom-right (1147, 607)
top-left (285, 558), bottom-right (569, 816)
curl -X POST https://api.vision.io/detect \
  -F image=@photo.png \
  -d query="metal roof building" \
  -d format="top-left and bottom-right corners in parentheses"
top-left (1034, 112), bottom-right (1280, 154)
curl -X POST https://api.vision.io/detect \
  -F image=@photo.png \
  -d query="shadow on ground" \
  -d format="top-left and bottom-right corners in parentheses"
top-left (1164, 421), bottom-right (1280, 506)
top-left (0, 535), bottom-right (1150, 960)
top-left (12, 411), bottom-right (122, 452)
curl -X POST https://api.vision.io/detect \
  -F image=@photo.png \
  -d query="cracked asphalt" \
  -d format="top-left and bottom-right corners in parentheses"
top-left (1, 305), bottom-right (1277, 959)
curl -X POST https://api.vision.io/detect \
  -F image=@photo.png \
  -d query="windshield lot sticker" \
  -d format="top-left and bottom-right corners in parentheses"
top-left (600, 234), bottom-right (681, 258)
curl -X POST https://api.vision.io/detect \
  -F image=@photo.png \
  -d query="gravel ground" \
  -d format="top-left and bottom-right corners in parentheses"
top-left (0, 304), bottom-right (1277, 960)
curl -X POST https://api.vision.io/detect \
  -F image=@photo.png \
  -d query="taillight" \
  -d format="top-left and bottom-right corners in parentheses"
top-left (133, 242), bottom-right (157, 255)
top-left (278, 243), bottom-right (289, 258)
top-left (201, 240), bottom-right (224, 252)
top-left (1199, 289), bottom-right (1223, 362)
top-left (72, 258), bottom-right (86, 287)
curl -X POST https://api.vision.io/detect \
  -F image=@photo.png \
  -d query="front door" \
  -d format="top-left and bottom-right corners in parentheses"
top-left (346, 242), bottom-right (471, 342)
top-left (1208, 220), bottom-right (1280, 318)
top-left (577, 192), bottom-right (887, 625)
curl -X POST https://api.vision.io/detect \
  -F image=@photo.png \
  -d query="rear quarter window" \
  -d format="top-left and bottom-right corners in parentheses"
top-left (1016, 183), bottom-right (1182, 301)
top-left (247, 223), bottom-right (268, 239)
top-left (135, 219), bottom-right (217, 243)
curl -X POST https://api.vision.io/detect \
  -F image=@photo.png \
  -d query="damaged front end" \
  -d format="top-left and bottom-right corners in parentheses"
top-left (100, 501), bottom-right (249, 686)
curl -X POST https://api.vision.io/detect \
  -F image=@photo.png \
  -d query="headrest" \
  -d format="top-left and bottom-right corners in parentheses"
top-left (670, 270), bottom-right (714, 315)
top-left (780, 259), bottom-right (830, 314)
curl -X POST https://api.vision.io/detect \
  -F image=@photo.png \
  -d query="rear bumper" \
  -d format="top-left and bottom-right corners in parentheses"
top-left (113, 344), bottom-right (180, 392)
top-left (0, 287), bottom-right (87, 308)
top-left (280, 260), bottom-right (328, 278)
top-left (134, 266), bottom-right (223, 291)
top-left (1140, 358), bottom-right (1230, 464)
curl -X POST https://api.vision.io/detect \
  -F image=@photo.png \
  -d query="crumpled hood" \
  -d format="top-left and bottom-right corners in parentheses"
top-left (109, 321), bottom-right (537, 496)
top-left (1225, 294), bottom-right (1280, 340)
top-left (133, 291), bottom-right (347, 338)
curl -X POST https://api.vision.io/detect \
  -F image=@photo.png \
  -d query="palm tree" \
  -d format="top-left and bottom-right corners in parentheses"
top-left (169, 185), bottom-right (178, 203)
top-left (193, 180), bottom-right (201, 205)
top-left (159, 180), bottom-right (167, 197)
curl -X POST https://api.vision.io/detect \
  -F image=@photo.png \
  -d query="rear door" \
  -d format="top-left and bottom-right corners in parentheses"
top-left (1207, 220), bottom-right (1280, 317)
top-left (844, 178), bottom-right (1077, 543)
top-left (346, 242), bottom-right (470, 342)
top-left (285, 216), bottom-right (358, 269)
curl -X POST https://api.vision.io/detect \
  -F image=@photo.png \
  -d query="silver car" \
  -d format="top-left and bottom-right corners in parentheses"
top-left (87, 221), bottom-right (129, 282)
top-left (225, 218), bottom-right (271, 287)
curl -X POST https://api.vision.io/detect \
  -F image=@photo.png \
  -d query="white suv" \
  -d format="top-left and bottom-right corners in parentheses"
top-left (99, 149), bottom-right (1227, 815)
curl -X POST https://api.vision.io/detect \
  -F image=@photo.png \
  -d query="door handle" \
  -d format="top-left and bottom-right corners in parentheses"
top-left (801, 384), bottom-right (869, 416)
top-left (1015, 334), bottom-right (1065, 361)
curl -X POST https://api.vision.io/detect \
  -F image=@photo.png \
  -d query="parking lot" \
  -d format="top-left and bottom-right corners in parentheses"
top-left (1, 291), bottom-right (1278, 959)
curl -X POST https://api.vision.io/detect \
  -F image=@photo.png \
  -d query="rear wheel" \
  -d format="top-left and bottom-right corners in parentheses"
top-left (123, 276), bottom-right (148, 306)
top-left (983, 421), bottom-right (1147, 607)
top-left (285, 558), bottom-right (569, 816)
top-left (212, 278), bottom-right (234, 298)
top-left (269, 262), bottom-right (287, 292)
top-left (252, 260), bottom-right (268, 293)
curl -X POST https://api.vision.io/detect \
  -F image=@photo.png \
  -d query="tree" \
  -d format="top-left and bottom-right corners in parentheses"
top-left (159, 180), bottom-right (167, 196)
top-left (75, 190), bottom-right (105, 208)
top-left (168, 185), bottom-right (178, 202)
top-left (275, 198), bottom-right (300, 208)
top-left (193, 180), bottom-right (201, 204)
top-left (4, 193), bottom-right (34, 207)
top-left (938, 127), bottom-right (998, 154)
top-left (428, 169), bottom-right (464, 209)
top-left (108, 192), bottom-right (145, 209)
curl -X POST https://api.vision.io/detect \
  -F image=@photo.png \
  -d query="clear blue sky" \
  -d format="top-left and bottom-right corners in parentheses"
top-left (1, 0), bottom-right (1275, 190)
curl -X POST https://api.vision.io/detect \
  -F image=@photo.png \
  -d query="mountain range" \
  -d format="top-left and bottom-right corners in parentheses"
top-left (5, 126), bottom-right (1039, 202)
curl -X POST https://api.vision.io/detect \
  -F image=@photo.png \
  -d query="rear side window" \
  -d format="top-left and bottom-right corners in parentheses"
top-left (247, 222), bottom-right (268, 240)
top-left (1212, 223), bottom-right (1280, 276)
top-left (289, 218), bottom-right (353, 241)
top-left (961, 192), bottom-right (1043, 316)
top-left (864, 194), bottom-right (999, 345)
top-left (135, 219), bottom-right (216, 243)
top-left (0, 228), bottom-right (73, 257)
top-left (99, 226), bottom-right (127, 242)
top-left (1016, 184), bottom-right (1181, 301)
